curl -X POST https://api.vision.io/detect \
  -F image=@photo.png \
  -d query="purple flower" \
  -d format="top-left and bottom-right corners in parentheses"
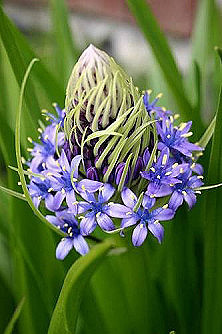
top-left (46, 210), bottom-right (89, 259)
top-left (156, 118), bottom-right (202, 158)
top-left (43, 103), bottom-right (66, 127)
top-left (169, 169), bottom-right (204, 211)
top-left (29, 177), bottom-right (64, 211)
top-left (143, 91), bottom-right (172, 119)
top-left (141, 147), bottom-right (187, 197)
top-left (78, 183), bottom-right (129, 235)
top-left (46, 150), bottom-right (102, 213)
top-left (29, 124), bottom-right (64, 172)
top-left (121, 188), bottom-right (175, 246)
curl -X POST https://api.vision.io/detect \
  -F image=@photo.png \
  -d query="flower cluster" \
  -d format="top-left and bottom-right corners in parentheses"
top-left (25, 45), bottom-right (204, 259)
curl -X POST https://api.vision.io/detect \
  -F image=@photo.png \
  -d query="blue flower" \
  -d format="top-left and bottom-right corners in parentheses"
top-left (143, 91), bottom-right (172, 119)
top-left (156, 117), bottom-right (202, 158)
top-left (169, 168), bottom-right (204, 210)
top-left (141, 147), bottom-right (187, 197)
top-left (29, 124), bottom-right (64, 172)
top-left (29, 176), bottom-right (64, 211)
top-left (46, 210), bottom-right (89, 259)
top-left (121, 188), bottom-right (175, 246)
top-left (46, 150), bottom-right (103, 212)
top-left (78, 183), bottom-right (129, 234)
top-left (43, 103), bottom-right (66, 127)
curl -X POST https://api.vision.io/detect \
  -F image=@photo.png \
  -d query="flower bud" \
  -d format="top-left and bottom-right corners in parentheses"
top-left (65, 44), bottom-right (139, 135)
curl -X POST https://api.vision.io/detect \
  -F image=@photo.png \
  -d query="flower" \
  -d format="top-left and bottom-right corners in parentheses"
top-left (46, 150), bottom-right (102, 212)
top-left (121, 188), bottom-right (175, 246)
top-left (28, 176), bottom-right (64, 211)
top-left (156, 117), bottom-right (202, 158)
top-left (141, 147), bottom-right (187, 197)
top-left (29, 124), bottom-right (64, 173)
top-left (46, 210), bottom-right (89, 259)
top-left (42, 103), bottom-right (65, 127)
top-left (78, 183), bottom-right (129, 234)
top-left (143, 91), bottom-right (172, 119)
top-left (169, 168), bottom-right (204, 210)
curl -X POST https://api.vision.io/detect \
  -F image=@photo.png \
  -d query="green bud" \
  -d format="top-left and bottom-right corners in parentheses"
top-left (64, 44), bottom-right (152, 182)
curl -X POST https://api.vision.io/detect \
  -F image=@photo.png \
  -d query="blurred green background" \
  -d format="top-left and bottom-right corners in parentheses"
top-left (0, 0), bottom-right (222, 333)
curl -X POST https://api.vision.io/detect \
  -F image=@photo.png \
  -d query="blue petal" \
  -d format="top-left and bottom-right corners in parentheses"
top-left (56, 238), bottom-right (73, 260)
top-left (98, 183), bottom-right (115, 203)
top-left (152, 207), bottom-right (175, 221)
top-left (142, 195), bottom-right (156, 210)
top-left (132, 224), bottom-right (148, 247)
top-left (78, 201), bottom-right (92, 214)
top-left (77, 179), bottom-right (103, 193)
top-left (59, 150), bottom-right (71, 172)
top-left (183, 190), bottom-right (196, 209)
top-left (121, 188), bottom-right (137, 208)
top-left (80, 215), bottom-right (97, 235)
top-left (96, 213), bottom-right (115, 231)
top-left (46, 214), bottom-right (62, 227)
top-left (70, 155), bottom-right (82, 179)
top-left (148, 222), bottom-right (164, 243)
top-left (169, 191), bottom-right (184, 210)
top-left (73, 235), bottom-right (89, 255)
top-left (121, 216), bottom-right (138, 228)
top-left (105, 203), bottom-right (130, 218)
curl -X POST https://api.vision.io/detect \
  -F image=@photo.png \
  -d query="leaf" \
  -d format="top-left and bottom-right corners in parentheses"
top-left (49, 0), bottom-right (79, 88)
top-left (15, 58), bottom-right (65, 237)
top-left (198, 115), bottom-right (216, 148)
top-left (4, 297), bottom-right (25, 334)
top-left (0, 7), bottom-right (64, 106)
top-left (202, 82), bottom-right (222, 333)
top-left (48, 239), bottom-right (114, 334)
top-left (127, 0), bottom-right (193, 123)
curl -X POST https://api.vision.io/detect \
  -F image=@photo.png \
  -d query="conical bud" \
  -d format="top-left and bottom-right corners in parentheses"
top-left (64, 45), bottom-right (152, 185)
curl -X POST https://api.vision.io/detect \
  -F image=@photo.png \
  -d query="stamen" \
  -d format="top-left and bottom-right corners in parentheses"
top-left (162, 107), bottom-right (166, 111)
top-left (140, 223), bottom-right (144, 229)
top-left (27, 137), bottom-right (33, 143)
top-left (179, 123), bottom-right (187, 131)
top-left (165, 171), bottom-right (172, 176)
top-left (162, 154), bottom-right (168, 165)
top-left (162, 204), bottom-right (168, 209)
top-left (156, 93), bottom-right (163, 99)
top-left (150, 167), bottom-right (155, 172)
top-left (174, 114), bottom-right (180, 119)
top-left (172, 163), bottom-right (178, 169)
top-left (181, 132), bottom-right (193, 138)
top-left (126, 211), bottom-right (132, 216)
top-left (167, 134), bottom-right (171, 139)
top-left (17, 181), bottom-right (22, 186)
top-left (182, 191), bottom-right (187, 196)
top-left (61, 188), bottom-right (66, 194)
top-left (81, 185), bottom-right (86, 191)
top-left (156, 175), bottom-right (161, 179)
top-left (48, 188), bottom-right (53, 192)
top-left (197, 176), bottom-right (204, 179)
top-left (179, 168), bottom-right (184, 173)
top-left (38, 128), bottom-right (43, 133)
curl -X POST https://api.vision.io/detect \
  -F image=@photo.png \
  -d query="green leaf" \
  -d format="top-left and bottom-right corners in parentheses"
top-left (48, 239), bottom-right (114, 334)
top-left (0, 7), bottom-right (64, 106)
top-left (127, 0), bottom-right (193, 123)
top-left (15, 58), bottom-right (65, 237)
top-left (3, 297), bottom-right (25, 334)
top-left (202, 83), bottom-right (222, 333)
top-left (49, 0), bottom-right (79, 88)
top-left (198, 115), bottom-right (216, 148)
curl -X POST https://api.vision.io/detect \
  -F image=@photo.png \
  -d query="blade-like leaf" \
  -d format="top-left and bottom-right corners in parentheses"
top-left (3, 297), bottom-right (25, 334)
top-left (202, 83), bottom-right (222, 333)
top-left (198, 115), bottom-right (216, 148)
top-left (49, 0), bottom-right (79, 88)
top-left (127, 0), bottom-right (194, 123)
top-left (48, 239), bottom-right (114, 334)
